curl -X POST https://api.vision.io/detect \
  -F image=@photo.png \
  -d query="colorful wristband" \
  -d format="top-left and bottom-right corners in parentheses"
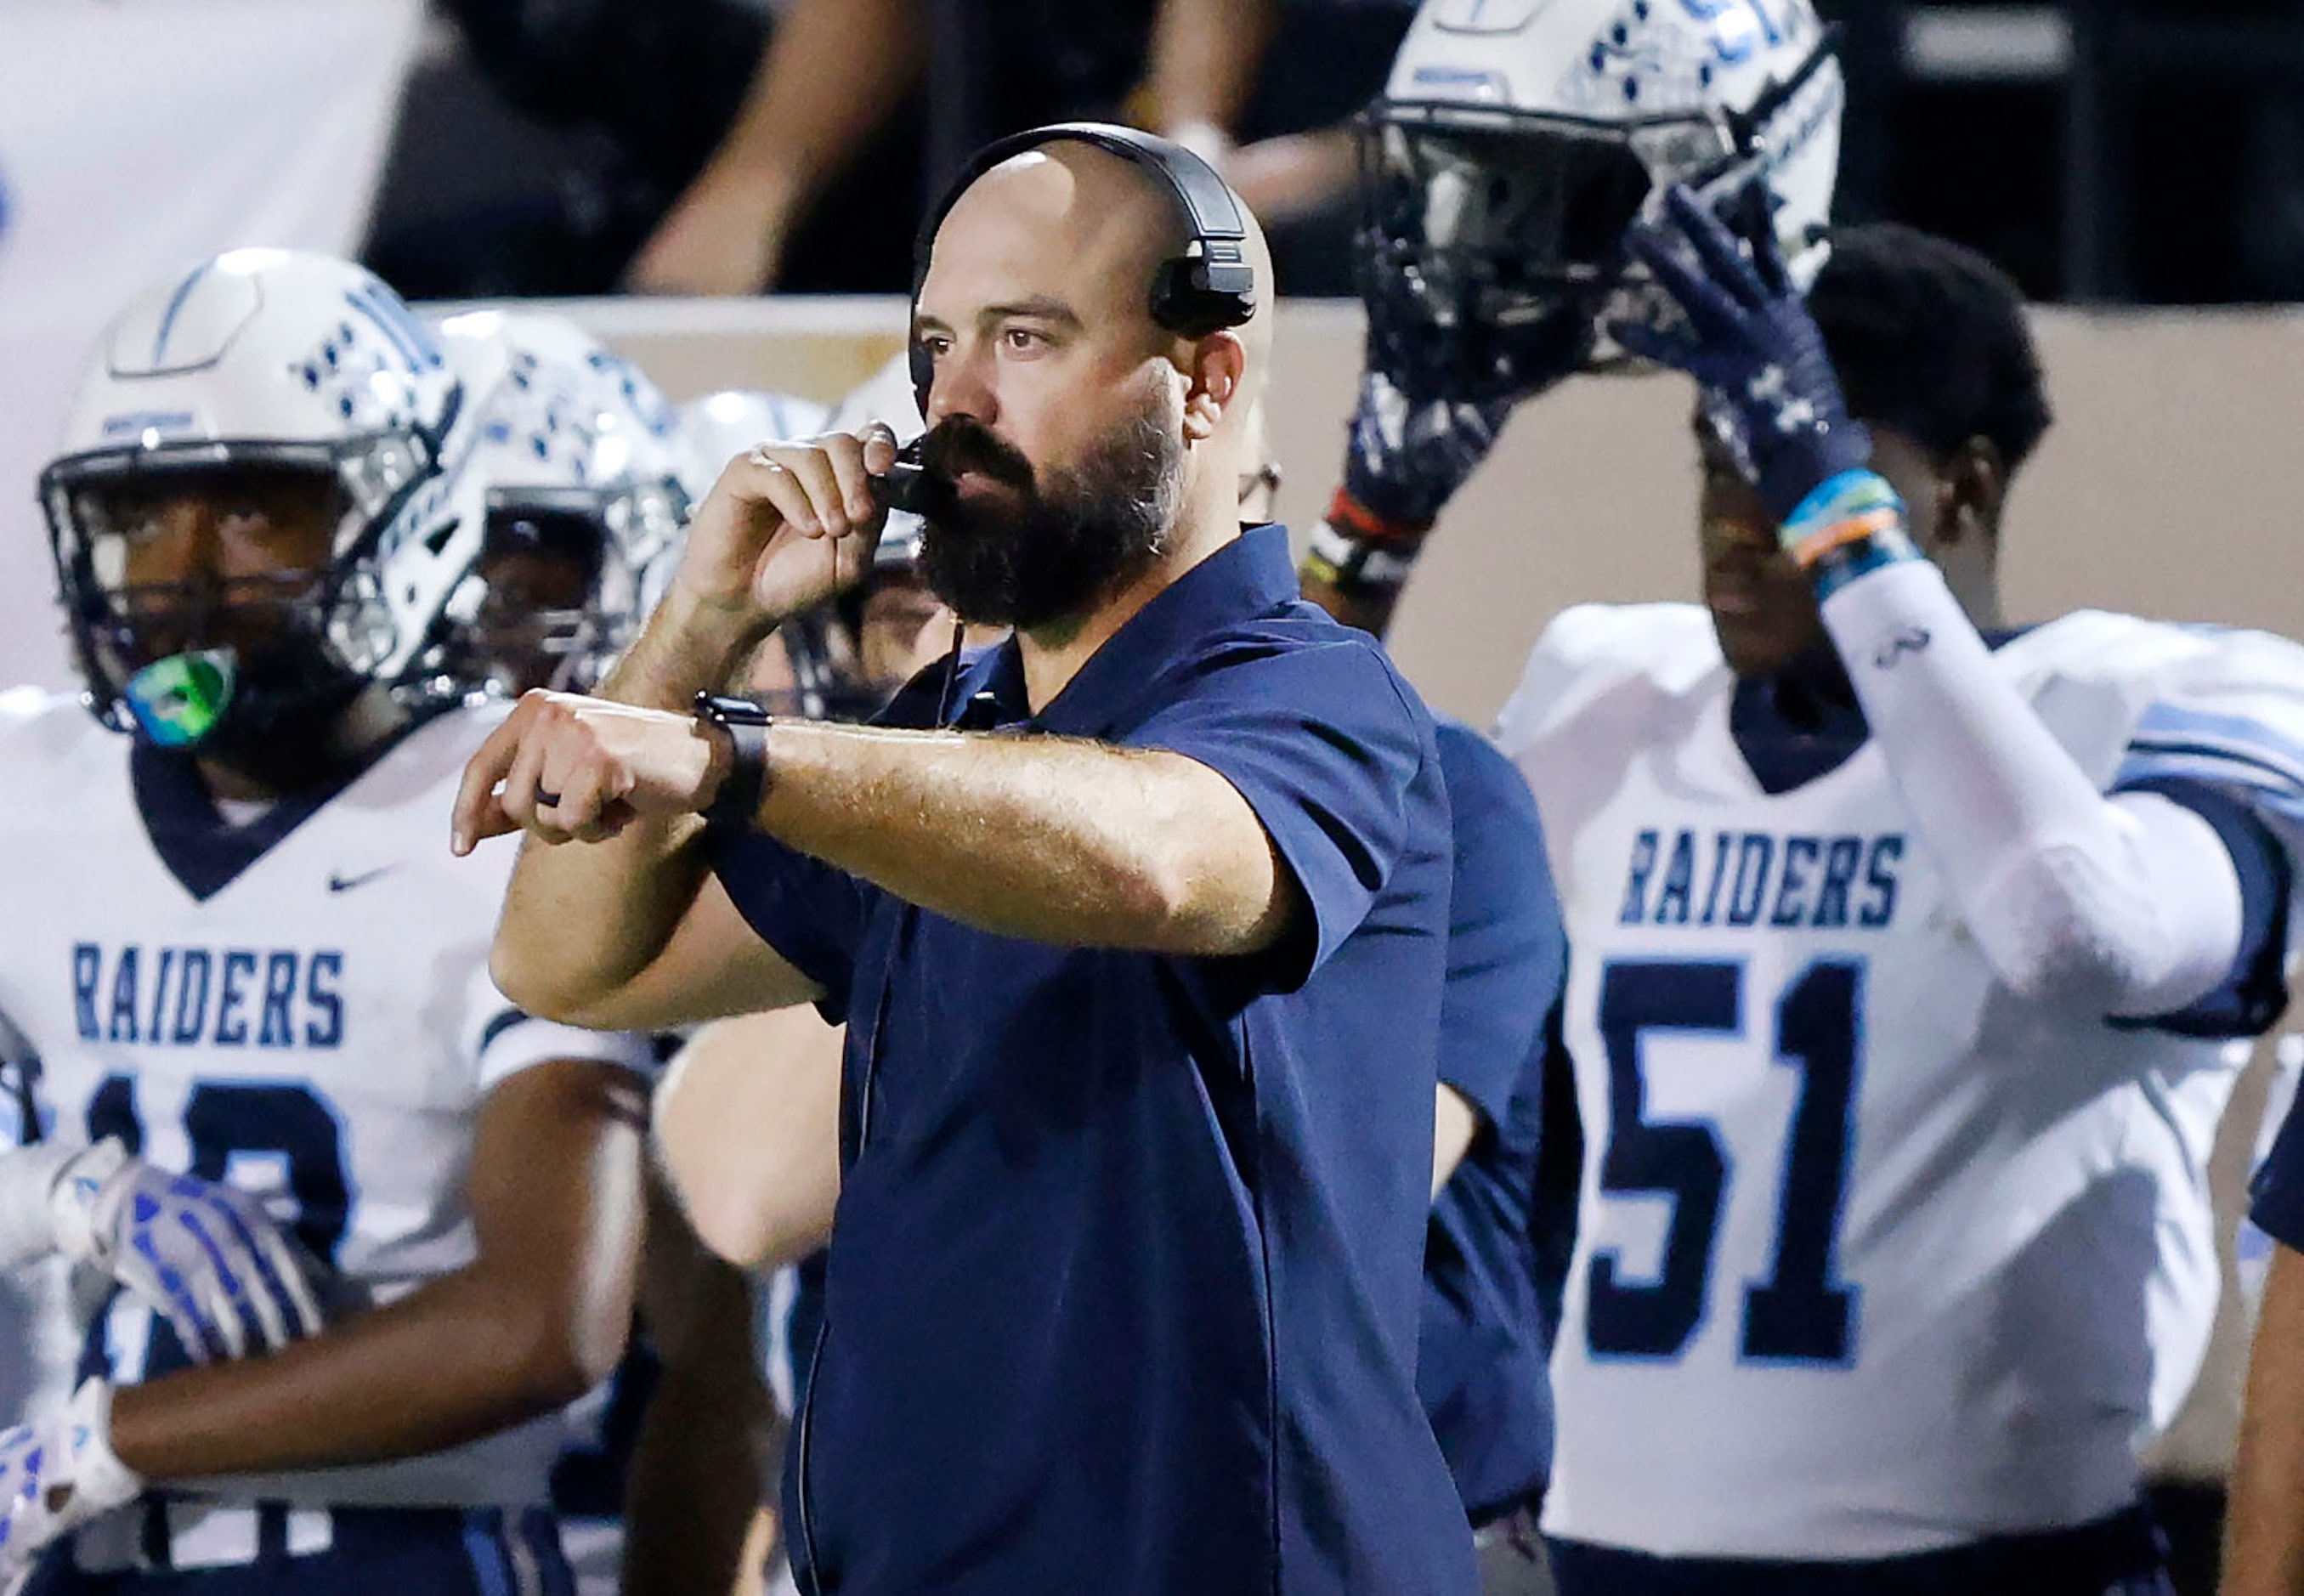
top-left (1301, 490), bottom-right (1432, 598)
top-left (1778, 468), bottom-right (1921, 601)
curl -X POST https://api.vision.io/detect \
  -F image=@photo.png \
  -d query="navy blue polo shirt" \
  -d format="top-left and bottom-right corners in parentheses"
top-left (713, 525), bottom-right (1475, 1596)
top-left (1419, 721), bottom-right (1571, 1525)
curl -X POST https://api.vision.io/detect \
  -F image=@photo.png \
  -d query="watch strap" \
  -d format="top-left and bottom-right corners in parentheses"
top-left (693, 693), bottom-right (773, 830)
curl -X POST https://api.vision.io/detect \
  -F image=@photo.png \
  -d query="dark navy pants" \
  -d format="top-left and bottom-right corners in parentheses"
top-left (26, 1503), bottom-right (573, 1596)
top-left (1548, 1504), bottom-right (2174, 1596)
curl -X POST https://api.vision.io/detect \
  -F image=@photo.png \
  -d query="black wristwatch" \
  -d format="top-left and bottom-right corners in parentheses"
top-left (693, 693), bottom-right (775, 830)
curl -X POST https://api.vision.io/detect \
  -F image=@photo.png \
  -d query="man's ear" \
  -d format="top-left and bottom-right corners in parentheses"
top-left (1180, 331), bottom-right (1246, 442)
top-left (1938, 436), bottom-right (2006, 551)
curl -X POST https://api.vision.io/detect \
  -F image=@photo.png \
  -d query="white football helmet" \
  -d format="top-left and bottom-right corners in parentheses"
top-left (416, 310), bottom-right (689, 700)
top-left (39, 249), bottom-right (468, 755)
top-left (647, 387), bottom-right (839, 631)
top-left (674, 388), bottom-right (833, 507)
top-left (1362, 0), bottom-right (1844, 403)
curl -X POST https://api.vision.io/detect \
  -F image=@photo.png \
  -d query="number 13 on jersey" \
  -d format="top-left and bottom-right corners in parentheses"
top-left (1586, 958), bottom-right (1863, 1366)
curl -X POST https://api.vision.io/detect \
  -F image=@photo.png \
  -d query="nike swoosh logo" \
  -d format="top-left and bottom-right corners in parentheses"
top-left (326, 865), bottom-right (399, 894)
top-left (1872, 626), bottom-right (1933, 670)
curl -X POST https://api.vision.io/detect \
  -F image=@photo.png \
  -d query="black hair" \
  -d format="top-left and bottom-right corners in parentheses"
top-left (1808, 223), bottom-right (2054, 478)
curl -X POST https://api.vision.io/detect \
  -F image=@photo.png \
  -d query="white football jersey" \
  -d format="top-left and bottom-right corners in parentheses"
top-left (1497, 604), bottom-right (2304, 1559)
top-left (0, 693), bottom-right (654, 1509)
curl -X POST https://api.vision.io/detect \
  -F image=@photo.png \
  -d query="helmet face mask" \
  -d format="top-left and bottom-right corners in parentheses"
top-left (432, 481), bottom-right (682, 699)
top-left (436, 506), bottom-right (603, 700)
top-left (1361, 106), bottom-right (1716, 404)
top-left (1363, 0), bottom-right (1843, 405)
top-left (42, 442), bottom-right (435, 755)
top-left (411, 313), bottom-right (690, 707)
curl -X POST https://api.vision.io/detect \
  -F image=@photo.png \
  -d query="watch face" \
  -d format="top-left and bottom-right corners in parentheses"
top-left (695, 691), bottom-right (773, 726)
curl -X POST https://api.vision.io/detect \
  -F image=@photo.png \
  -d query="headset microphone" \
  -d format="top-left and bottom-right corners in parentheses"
top-left (868, 437), bottom-right (945, 519)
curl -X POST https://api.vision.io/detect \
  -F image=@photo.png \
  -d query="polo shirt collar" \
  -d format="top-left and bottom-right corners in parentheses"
top-left (1023, 524), bottom-right (1298, 739)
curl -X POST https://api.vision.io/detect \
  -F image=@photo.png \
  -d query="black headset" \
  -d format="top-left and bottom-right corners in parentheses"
top-left (903, 121), bottom-right (1258, 418)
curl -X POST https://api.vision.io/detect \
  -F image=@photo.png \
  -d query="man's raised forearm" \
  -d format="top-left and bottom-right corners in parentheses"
top-left (603, 586), bottom-right (778, 713)
top-left (490, 592), bottom-right (761, 1015)
top-left (751, 722), bottom-right (1294, 955)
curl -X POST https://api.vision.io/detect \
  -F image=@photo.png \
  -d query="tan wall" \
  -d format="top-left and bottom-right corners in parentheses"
top-left (563, 296), bottom-right (2304, 727)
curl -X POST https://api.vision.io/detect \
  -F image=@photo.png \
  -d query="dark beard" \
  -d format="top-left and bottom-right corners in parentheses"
top-left (914, 393), bottom-right (1182, 631)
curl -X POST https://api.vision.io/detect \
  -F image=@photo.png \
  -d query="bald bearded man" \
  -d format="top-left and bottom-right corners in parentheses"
top-left (452, 127), bottom-right (1474, 1594)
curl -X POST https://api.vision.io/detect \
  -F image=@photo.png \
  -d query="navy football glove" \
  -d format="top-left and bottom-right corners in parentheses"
top-left (1611, 184), bottom-right (1871, 522)
top-left (1339, 365), bottom-right (1516, 533)
top-left (1305, 367), bottom-right (1516, 609)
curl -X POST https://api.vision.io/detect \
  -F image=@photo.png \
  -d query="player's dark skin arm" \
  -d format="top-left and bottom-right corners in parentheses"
top-left (105, 1060), bottom-right (647, 1479)
top-left (2224, 1240), bottom-right (2304, 1594)
top-left (620, 1173), bottom-right (774, 1596)
top-left (1299, 573), bottom-right (1401, 642)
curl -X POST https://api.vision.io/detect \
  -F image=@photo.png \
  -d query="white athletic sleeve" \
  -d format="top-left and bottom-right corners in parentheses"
top-left (1820, 558), bottom-right (2245, 1016)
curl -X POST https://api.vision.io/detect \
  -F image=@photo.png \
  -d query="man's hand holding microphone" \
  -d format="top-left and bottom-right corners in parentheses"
top-left (449, 425), bottom-right (900, 856)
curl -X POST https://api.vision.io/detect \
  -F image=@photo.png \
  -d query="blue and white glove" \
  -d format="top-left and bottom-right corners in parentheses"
top-left (1304, 367), bottom-right (1515, 603)
top-left (1340, 366), bottom-right (1516, 532)
top-left (1611, 183), bottom-right (1873, 523)
top-left (41, 1140), bottom-right (320, 1361)
top-left (0, 1379), bottom-right (143, 1593)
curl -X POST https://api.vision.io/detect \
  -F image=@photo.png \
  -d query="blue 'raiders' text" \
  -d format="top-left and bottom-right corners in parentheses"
top-left (72, 944), bottom-right (345, 1049)
top-left (1619, 829), bottom-right (1905, 930)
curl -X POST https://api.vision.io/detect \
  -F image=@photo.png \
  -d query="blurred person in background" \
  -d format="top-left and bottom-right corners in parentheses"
top-left (418, 312), bottom-right (773, 1596)
top-left (1407, 690), bottom-right (1574, 1596)
top-left (2214, 1053), bottom-right (2304, 1596)
top-left (639, 526), bottom-right (960, 1596)
top-left (378, 0), bottom-right (826, 298)
top-left (1299, 0), bottom-right (1845, 637)
top-left (627, 358), bottom-right (937, 1596)
top-left (0, 255), bottom-right (673, 1593)
top-left (620, 0), bottom-right (1414, 297)
top-left (418, 311), bottom-right (684, 705)
top-left (623, 0), bottom-right (1274, 296)
top-left (1509, 178), bottom-right (2304, 1593)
